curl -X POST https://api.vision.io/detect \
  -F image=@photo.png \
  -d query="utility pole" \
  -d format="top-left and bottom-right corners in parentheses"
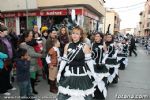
top-left (25, 0), bottom-right (29, 29)
top-left (104, 8), bottom-right (106, 34)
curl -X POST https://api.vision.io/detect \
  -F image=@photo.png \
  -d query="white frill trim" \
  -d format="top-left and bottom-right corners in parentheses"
top-left (93, 80), bottom-right (107, 98)
top-left (64, 66), bottom-right (88, 77)
top-left (67, 96), bottom-right (85, 100)
top-left (106, 64), bottom-right (119, 69)
top-left (58, 86), bottom-right (95, 97)
top-left (123, 58), bottom-right (128, 67)
top-left (117, 57), bottom-right (127, 61)
top-left (107, 68), bottom-right (118, 83)
top-left (96, 73), bottom-right (110, 81)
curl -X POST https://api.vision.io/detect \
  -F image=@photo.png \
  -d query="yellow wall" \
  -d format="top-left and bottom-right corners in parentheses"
top-left (105, 10), bottom-right (120, 34)
top-left (105, 11), bottom-right (115, 34)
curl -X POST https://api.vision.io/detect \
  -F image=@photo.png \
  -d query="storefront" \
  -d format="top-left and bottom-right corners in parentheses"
top-left (0, 12), bottom-right (4, 22)
top-left (5, 17), bottom-right (16, 32)
top-left (1, 7), bottom-right (102, 35)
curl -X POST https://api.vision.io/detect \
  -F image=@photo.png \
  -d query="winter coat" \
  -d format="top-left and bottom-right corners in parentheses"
top-left (0, 52), bottom-right (8, 69)
top-left (16, 59), bottom-right (30, 82)
top-left (20, 42), bottom-right (41, 72)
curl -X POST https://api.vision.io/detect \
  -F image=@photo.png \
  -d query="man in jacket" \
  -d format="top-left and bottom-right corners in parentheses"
top-left (129, 35), bottom-right (137, 57)
top-left (0, 23), bottom-right (16, 95)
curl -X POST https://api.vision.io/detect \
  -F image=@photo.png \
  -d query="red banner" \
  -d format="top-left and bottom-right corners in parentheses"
top-left (2, 9), bottom-right (82, 18)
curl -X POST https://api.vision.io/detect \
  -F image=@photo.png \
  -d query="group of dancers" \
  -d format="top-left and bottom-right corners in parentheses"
top-left (56, 26), bottom-right (129, 100)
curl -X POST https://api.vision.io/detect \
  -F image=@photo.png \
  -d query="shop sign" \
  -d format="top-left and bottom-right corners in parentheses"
top-left (2, 9), bottom-right (82, 17)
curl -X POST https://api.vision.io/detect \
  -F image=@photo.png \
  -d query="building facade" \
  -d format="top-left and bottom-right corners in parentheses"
top-left (138, 0), bottom-right (150, 36)
top-left (139, 11), bottom-right (145, 36)
top-left (120, 28), bottom-right (135, 35)
top-left (0, 0), bottom-right (106, 35)
top-left (105, 9), bottom-right (121, 35)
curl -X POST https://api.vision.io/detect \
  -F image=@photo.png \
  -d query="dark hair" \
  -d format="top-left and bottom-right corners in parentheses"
top-left (93, 32), bottom-right (104, 43)
top-left (42, 30), bottom-right (48, 35)
top-left (106, 34), bottom-right (114, 43)
top-left (105, 34), bottom-right (114, 46)
top-left (19, 30), bottom-right (33, 44)
top-left (94, 32), bottom-right (104, 38)
top-left (33, 31), bottom-right (41, 38)
top-left (17, 48), bottom-right (27, 58)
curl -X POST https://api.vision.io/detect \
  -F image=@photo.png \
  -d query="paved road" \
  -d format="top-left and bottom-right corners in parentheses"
top-left (0, 45), bottom-right (150, 100)
top-left (106, 46), bottom-right (150, 100)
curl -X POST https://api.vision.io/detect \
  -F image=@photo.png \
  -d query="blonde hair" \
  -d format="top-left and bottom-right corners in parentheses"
top-left (71, 26), bottom-right (84, 42)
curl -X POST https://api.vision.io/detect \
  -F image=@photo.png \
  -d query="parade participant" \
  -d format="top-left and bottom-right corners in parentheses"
top-left (117, 37), bottom-right (128, 70)
top-left (58, 26), bottom-right (69, 56)
top-left (0, 24), bottom-right (16, 95)
top-left (91, 32), bottom-right (109, 99)
top-left (129, 35), bottom-right (137, 57)
top-left (103, 34), bottom-right (119, 84)
top-left (57, 26), bottom-right (97, 100)
top-left (47, 39), bottom-right (60, 93)
top-left (83, 32), bottom-right (92, 48)
top-left (19, 30), bottom-right (42, 95)
top-left (16, 48), bottom-right (33, 100)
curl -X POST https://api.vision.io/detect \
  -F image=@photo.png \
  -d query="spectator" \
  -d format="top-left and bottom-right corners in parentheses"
top-left (16, 48), bottom-right (33, 100)
top-left (19, 30), bottom-right (42, 95)
top-left (0, 24), bottom-right (16, 96)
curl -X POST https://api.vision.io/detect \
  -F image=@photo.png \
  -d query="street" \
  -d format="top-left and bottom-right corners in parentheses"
top-left (0, 45), bottom-right (150, 100)
top-left (107, 45), bottom-right (150, 100)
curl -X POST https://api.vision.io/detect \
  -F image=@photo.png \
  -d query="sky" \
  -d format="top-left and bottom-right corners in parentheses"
top-left (105, 0), bottom-right (146, 29)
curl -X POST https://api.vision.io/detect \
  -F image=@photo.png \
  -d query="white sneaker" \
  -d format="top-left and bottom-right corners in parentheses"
top-left (11, 87), bottom-right (16, 91)
top-left (3, 92), bottom-right (11, 96)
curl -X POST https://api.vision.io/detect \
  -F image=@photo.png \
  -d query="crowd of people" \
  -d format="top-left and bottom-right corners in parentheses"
top-left (0, 21), bottom-right (137, 100)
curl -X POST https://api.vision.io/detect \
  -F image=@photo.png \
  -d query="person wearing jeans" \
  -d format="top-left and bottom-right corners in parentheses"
top-left (16, 48), bottom-right (33, 100)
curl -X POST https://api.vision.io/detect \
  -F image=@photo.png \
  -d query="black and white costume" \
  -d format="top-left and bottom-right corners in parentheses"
top-left (92, 42), bottom-right (109, 99)
top-left (104, 42), bottom-right (119, 84)
top-left (117, 42), bottom-right (128, 70)
top-left (57, 41), bottom-right (96, 100)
